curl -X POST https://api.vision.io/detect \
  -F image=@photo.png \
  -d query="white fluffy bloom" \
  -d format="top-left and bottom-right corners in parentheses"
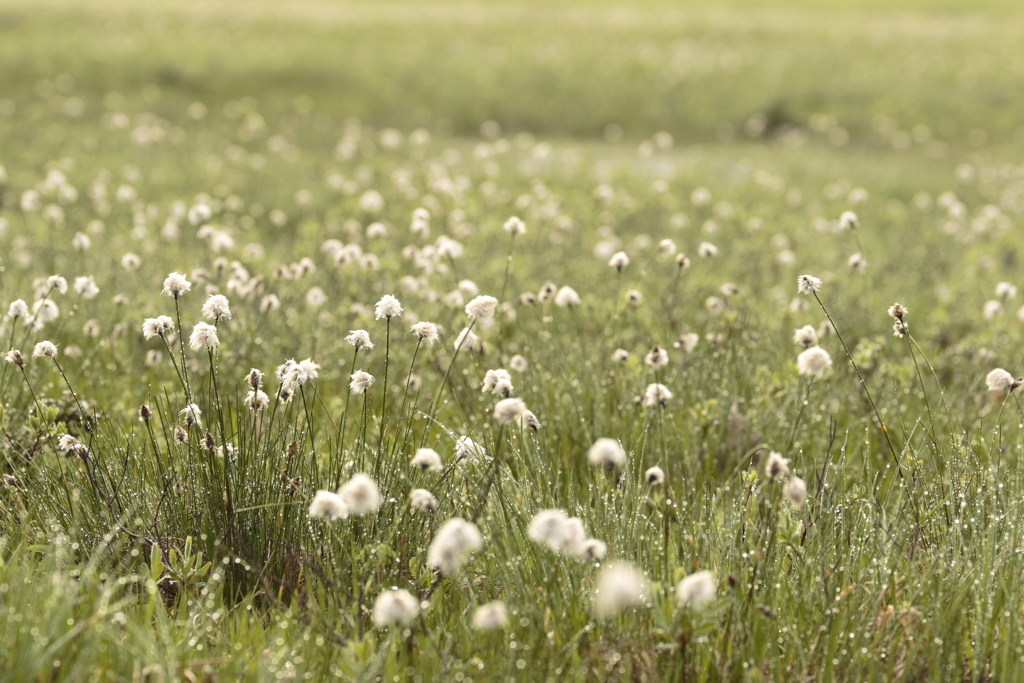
top-left (588, 438), bottom-right (625, 468)
top-left (5, 349), bottom-right (24, 368)
top-left (766, 451), bottom-right (790, 479)
top-left (375, 294), bottom-right (403, 320)
top-left (339, 473), bottom-right (382, 516)
top-left (189, 322), bottom-right (220, 351)
top-left (518, 409), bottom-right (540, 431)
top-left (676, 571), bottom-right (716, 609)
top-left (644, 346), bottom-right (669, 368)
top-left (503, 216), bottom-right (526, 236)
top-left (305, 287), bottom-right (327, 308)
top-left (428, 517), bottom-right (482, 575)
top-left (554, 286), bottom-right (581, 307)
top-left (74, 276), bottom-right (99, 299)
top-left (180, 403), bottom-right (202, 427)
top-left (986, 368), bottom-right (1015, 392)
top-left (349, 370), bottom-right (374, 394)
top-left (47, 275), bottom-right (68, 294)
top-left (528, 510), bottom-right (586, 556)
top-left (142, 316), bottom-right (174, 339)
top-left (494, 398), bottom-right (527, 424)
top-left (793, 325), bottom-right (817, 348)
top-left (411, 448), bottom-right (443, 471)
top-left (411, 321), bottom-right (439, 342)
top-left (162, 272), bottom-right (191, 297)
top-left (848, 252), bottom-right (868, 274)
top-left (509, 355), bottom-right (528, 372)
top-left (454, 327), bottom-right (481, 352)
top-left (7, 299), bottom-right (29, 318)
top-left (308, 491), bottom-right (348, 520)
top-left (643, 383), bottom-right (673, 407)
top-left (984, 300), bottom-right (1002, 320)
top-left (455, 436), bottom-right (485, 461)
top-left (796, 346), bottom-right (832, 377)
top-left (472, 601), bottom-right (508, 631)
top-left (612, 348), bottom-right (630, 363)
top-left (594, 563), bottom-right (649, 618)
top-left (32, 341), bottom-right (58, 359)
top-left (372, 589), bottom-right (419, 628)
top-left (608, 251), bottom-right (629, 271)
top-left (997, 282), bottom-right (1017, 300)
top-left (797, 274), bottom-right (822, 295)
top-left (345, 330), bottom-right (374, 350)
top-left (645, 466), bottom-right (664, 486)
top-left (410, 488), bottom-right (438, 513)
top-left (465, 295), bottom-right (498, 320)
top-left (244, 390), bottom-right (270, 410)
top-left (784, 476), bottom-right (807, 510)
top-left (839, 210), bottom-right (858, 230)
top-left (698, 242), bottom-right (718, 258)
top-left (482, 369), bottom-right (513, 396)
top-left (202, 294), bottom-right (231, 321)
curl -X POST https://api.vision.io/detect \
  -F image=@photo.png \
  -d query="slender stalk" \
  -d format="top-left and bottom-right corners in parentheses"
top-left (393, 338), bottom-right (423, 458)
top-left (498, 232), bottom-right (516, 306)
top-left (421, 317), bottom-right (477, 447)
top-left (172, 296), bottom-right (193, 403)
top-left (377, 317), bottom-right (392, 455)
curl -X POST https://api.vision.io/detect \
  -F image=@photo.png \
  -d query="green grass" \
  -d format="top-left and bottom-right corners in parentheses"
top-left (3, 0), bottom-right (1024, 680)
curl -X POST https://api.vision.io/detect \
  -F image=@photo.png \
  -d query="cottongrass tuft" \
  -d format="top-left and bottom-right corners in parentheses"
top-left (201, 294), bottom-right (231, 321)
top-left (494, 398), bottom-right (527, 424)
top-left (428, 517), bottom-right (482, 576)
top-left (784, 476), bottom-right (807, 510)
top-left (465, 295), bottom-right (499, 320)
top-left (503, 216), bottom-right (526, 236)
top-left (887, 302), bottom-right (908, 321)
top-left (839, 210), bottom-right (858, 230)
top-left (372, 589), bottom-right (420, 628)
top-left (349, 371), bottom-right (374, 394)
top-left (608, 251), bottom-right (629, 271)
top-left (579, 538), bottom-right (607, 560)
top-left (509, 354), bottom-right (528, 372)
top-left (345, 330), bottom-right (374, 350)
top-left (588, 438), bottom-right (625, 468)
top-left (374, 294), bottom-right (403, 320)
top-left (411, 448), bottom-right (443, 471)
top-left (528, 510), bottom-right (586, 555)
top-left (161, 272), bottom-right (191, 298)
top-left (244, 390), bottom-right (269, 410)
top-left (339, 473), bottom-right (382, 516)
top-left (644, 346), bottom-right (669, 368)
top-left (594, 563), bottom-right (649, 618)
top-left (180, 403), bottom-right (202, 427)
top-left (554, 286), bottom-right (581, 307)
top-left (472, 601), bottom-right (508, 631)
top-left (454, 327), bottom-right (481, 353)
top-left (142, 316), bottom-right (174, 339)
top-left (676, 571), bottom-right (716, 609)
top-left (793, 325), bottom-right (817, 349)
top-left (5, 349), bottom-right (24, 368)
top-left (643, 383), bottom-right (673, 407)
top-left (796, 346), bottom-right (832, 377)
top-left (189, 322), bottom-right (219, 351)
top-left (307, 489), bottom-right (348, 520)
top-left (454, 436), bottom-right (485, 462)
top-left (32, 341), bottom-right (58, 359)
top-left (409, 489), bottom-right (438, 513)
top-left (411, 321), bottom-right (439, 342)
top-left (482, 369), bottom-right (513, 396)
top-left (797, 274), bottom-right (822, 295)
top-left (612, 348), bottom-right (630, 363)
top-left (986, 368), bottom-right (1015, 393)
top-left (518, 409), bottom-right (540, 431)
top-left (766, 451), bottom-right (790, 479)
top-left (8, 299), bottom-right (29, 319)
top-left (645, 466), bottom-right (664, 486)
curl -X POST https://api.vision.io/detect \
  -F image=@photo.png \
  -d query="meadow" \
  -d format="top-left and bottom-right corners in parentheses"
top-left (3, 0), bottom-right (1024, 680)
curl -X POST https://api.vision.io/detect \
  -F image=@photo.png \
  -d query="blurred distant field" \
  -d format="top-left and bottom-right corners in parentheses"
top-left (2, 0), bottom-right (1024, 149)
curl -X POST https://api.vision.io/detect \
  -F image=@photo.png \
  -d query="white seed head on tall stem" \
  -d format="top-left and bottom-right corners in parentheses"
top-left (32, 341), bottom-right (58, 359)
top-left (162, 272), bottom-right (191, 298)
top-left (797, 274), bottom-right (822, 295)
top-left (349, 370), bottom-right (374, 394)
top-left (189, 322), bottom-right (219, 351)
top-left (201, 294), bottom-right (231, 321)
top-left (345, 330), bottom-right (374, 350)
top-left (374, 294), bottom-right (403, 320)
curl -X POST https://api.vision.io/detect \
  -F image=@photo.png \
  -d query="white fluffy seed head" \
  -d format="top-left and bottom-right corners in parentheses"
top-left (409, 488), bottom-right (438, 513)
top-left (588, 438), bottom-right (625, 468)
top-left (372, 589), bottom-right (420, 628)
top-left (142, 316), bottom-right (174, 339)
top-left (308, 490), bottom-right (348, 520)
top-left (454, 436), bottom-right (484, 462)
top-left (676, 571), bottom-right (716, 609)
top-left (645, 466), bottom-right (665, 486)
top-left (643, 383), bottom-right (673, 407)
top-left (503, 216), bottom-right (526, 236)
top-left (411, 321), bottom-right (439, 342)
top-left (796, 346), bottom-right (832, 377)
top-left (644, 346), bottom-right (669, 368)
top-left (411, 448), bottom-right (443, 472)
top-left (339, 473), bottom-right (381, 516)
top-left (494, 398), bottom-right (527, 423)
top-left (189, 322), bottom-right (220, 351)
top-left (180, 403), bottom-right (202, 427)
top-left (374, 294), bottom-right (403, 320)
top-left (766, 451), bottom-right (790, 479)
top-left (349, 370), bottom-right (374, 394)
top-left (608, 251), bottom-right (629, 271)
top-left (594, 563), bottom-right (649, 618)
top-left (32, 341), bottom-right (58, 359)
top-left (428, 517), bottom-right (482, 575)
top-left (796, 274), bottom-right (822, 295)
top-left (793, 325), bottom-right (818, 348)
top-left (554, 286), bottom-right (581, 307)
top-left (345, 330), bottom-right (374, 350)
top-left (472, 601), bottom-right (508, 631)
top-left (986, 368), bottom-right (1015, 392)
top-left (8, 299), bottom-right (29, 318)
top-left (465, 295), bottom-right (498, 320)
top-left (202, 294), bottom-right (231, 321)
top-left (162, 272), bottom-right (192, 298)
top-left (784, 476), bottom-right (807, 510)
